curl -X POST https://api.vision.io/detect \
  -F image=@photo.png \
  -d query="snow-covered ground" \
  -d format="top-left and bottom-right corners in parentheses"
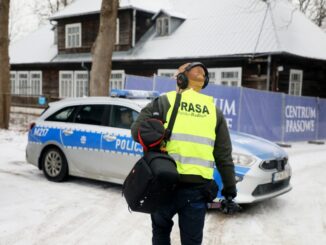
top-left (0, 125), bottom-right (326, 245)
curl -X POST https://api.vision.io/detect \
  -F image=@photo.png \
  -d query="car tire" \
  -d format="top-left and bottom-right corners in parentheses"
top-left (41, 147), bottom-right (68, 182)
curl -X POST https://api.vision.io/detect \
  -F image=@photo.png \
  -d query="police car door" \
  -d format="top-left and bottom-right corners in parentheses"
top-left (61, 104), bottom-right (107, 177)
top-left (100, 104), bottom-right (142, 182)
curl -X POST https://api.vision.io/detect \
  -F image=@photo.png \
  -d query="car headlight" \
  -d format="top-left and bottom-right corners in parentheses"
top-left (232, 152), bottom-right (257, 167)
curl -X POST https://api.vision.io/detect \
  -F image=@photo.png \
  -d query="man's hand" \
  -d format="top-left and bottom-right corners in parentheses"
top-left (220, 197), bottom-right (242, 214)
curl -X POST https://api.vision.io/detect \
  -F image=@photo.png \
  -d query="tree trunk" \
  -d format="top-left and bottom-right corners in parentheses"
top-left (89, 0), bottom-right (118, 96)
top-left (0, 0), bottom-right (11, 129)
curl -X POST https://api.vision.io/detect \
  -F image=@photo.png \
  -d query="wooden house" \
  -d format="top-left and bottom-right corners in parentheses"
top-left (9, 0), bottom-right (326, 107)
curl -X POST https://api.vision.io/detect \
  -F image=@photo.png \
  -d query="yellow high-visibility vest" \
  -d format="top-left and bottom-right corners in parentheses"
top-left (165, 89), bottom-right (217, 180)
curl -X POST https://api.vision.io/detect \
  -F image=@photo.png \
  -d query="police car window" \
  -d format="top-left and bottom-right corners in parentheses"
top-left (45, 106), bottom-right (76, 122)
top-left (110, 105), bottom-right (138, 129)
top-left (75, 105), bottom-right (106, 126)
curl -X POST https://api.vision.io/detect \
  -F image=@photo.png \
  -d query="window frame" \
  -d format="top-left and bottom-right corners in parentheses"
top-left (30, 71), bottom-right (42, 96)
top-left (59, 70), bottom-right (125, 98)
top-left (207, 67), bottom-right (242, 87)
top-left (59, 71), bottom-right (74, 98)
top-left (156, 16), bottom-right (170, 36)
top-left (288, 69), bottom-right (303, 96)
top-left (54, 25), bottom-right (58, 45)
top-left (74, 70), bottom-right (89, 97)
top-left (219, 67), bottom-right (242, 87)
top-left (157, 69), bottom-right (177, 78)
top-left (110, 70), bottom-right (125, 90)
top-left (116, 18), bottom-right (120, 45)
top-left (17, 71), bottom-right (30, 95)
top-left (207, 68), bottom-right (219, 84)
top-left (65, 23), bottom-right (82, 48)
top-left (10, 71), bottom-right (18, 95)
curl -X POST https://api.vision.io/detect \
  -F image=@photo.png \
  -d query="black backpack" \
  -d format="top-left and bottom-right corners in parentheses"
top-left (122, 93), bottom-right (181, 213)
top-left (122, 151), bottom-right (179, 213)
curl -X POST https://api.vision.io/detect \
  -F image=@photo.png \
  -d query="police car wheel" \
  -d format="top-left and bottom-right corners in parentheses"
top-left (42, 147), bottom-right (68, 182)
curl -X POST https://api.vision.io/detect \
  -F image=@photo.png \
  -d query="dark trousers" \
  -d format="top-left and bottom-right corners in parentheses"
top-left (151, 187), bottom-right (207, 245)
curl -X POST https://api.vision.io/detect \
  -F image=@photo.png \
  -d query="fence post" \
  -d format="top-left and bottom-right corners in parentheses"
top-left (153, 74), bottom-right (157, 91)
top-left (316, 97), bottom-right (320, 140)
top-left (237, 87), bottom-right (243, 132)
top-left (281, 93), bottom-right (286, 143)
top-left (123, 74), bottom-right (126, 90)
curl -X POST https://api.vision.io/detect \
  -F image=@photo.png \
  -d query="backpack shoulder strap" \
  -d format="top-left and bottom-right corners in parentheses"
top-left (165, 93), bottom-right (181, 140)
top-left (152, 97), bottom-right (161, 120)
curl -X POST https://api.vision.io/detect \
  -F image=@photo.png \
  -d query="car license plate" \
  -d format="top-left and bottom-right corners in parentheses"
top-left (272, 170), bottom-right (289, 183)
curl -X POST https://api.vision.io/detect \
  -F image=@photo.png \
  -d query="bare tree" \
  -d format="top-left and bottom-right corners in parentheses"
top-left (9, 0), bottom-right (38, 42)
top-left (89, 0), bottom-right (119, 96)
top-left (9, 0), bottom-right (74, 42)
top-left (0, 0), bottom-right (11, 129)
top-left (311, 0), bottom-right (326, 26)
top-left (297, 0), bottom-right (312, 13)
top-left (292, 0), bottom-right (326, 28)
top-left (34, 0), bottom-right (74, 25)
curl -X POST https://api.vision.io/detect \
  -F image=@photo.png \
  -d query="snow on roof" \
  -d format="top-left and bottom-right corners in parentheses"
top-left (123, 0), bottom-right (326, 61)
top-left (50, 0), bottom-right (167, 20)
top-left (9, 0), bottom-right (326, 64)
top-left (49, 0), bottom-right (101, 20)
top-left (9, 24), bottom-right (57, 64)
top-left (151, 9), bottom-right (187, 20)
top-left (51, 52), bottom-right (92, 63)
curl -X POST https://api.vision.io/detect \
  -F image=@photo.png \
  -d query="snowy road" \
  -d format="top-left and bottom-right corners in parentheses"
top-left (0, 129), bottom-right (326, 245)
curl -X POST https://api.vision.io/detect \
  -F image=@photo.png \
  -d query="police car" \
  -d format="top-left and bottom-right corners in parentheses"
top-left (26, 90), bottom-right (292, 204)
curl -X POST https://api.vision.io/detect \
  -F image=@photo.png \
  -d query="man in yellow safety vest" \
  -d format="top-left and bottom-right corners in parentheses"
top-left (131, 62), bottom-right (237, 245)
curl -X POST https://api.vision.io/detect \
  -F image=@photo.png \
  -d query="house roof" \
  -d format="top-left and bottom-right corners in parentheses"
top-left (151, 9), bottom-right (187, 20)
top-left (9, 24), bottom-right (57, 64)
top-left (49, 0), bottom-right (167, 20)
top-left (9, 0), bottom-right (326, 65)
top-left (126, 0), bottom-right (326, 61)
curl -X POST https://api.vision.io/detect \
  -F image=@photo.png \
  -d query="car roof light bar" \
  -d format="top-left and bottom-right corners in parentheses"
top-left (111, 89), bottom-right (159, 99)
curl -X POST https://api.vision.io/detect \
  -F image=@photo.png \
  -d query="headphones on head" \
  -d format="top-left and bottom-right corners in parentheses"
top-left (176, 62), bottom-right (209, 89)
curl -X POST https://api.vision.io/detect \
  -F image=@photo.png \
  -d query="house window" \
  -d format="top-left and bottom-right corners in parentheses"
top-left (157, 69), bottom-right (177, 78)
top-left (220, 68), bottom-right (242, 87)
top-left (18, 71), bottom-right (29, 95)
top-left (207, 69), bottom-right (219, 84)
top-left (60, 70), bottom-right (124, 98)
top-left (12, 71), bottom-right (42, 96)
top-left (206, 67), bottom-right (242, 86)
top-left (74, 71), bottom-right (88, 97)
top-left (156, 17), bottom-right (170, 36)
top-left (110, 70), bottom-right (125, 90)
top-left (289, 69), bottom-right (303, 96)
top-left (54, 26), bottom-right (58, 45)
top-left (59, 71), bottom-right (74, 98)
top-left (208, 72), bottom-right (216, 82)
top-left (10, 71), bottom-right (17, 95)
top-left (221, 70), bottom-right (241, 86)
top-left (65, 23), bottom-right (81, 48)
top-left (116, 18), bottom-right (120, 44)
top-left (30, 71), bottom-right (42, 95)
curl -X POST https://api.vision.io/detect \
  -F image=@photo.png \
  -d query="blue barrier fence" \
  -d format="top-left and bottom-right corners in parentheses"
top-left (125, 75), bottom-right (326, 142)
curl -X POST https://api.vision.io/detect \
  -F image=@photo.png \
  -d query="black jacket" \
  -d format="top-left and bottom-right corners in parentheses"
top-left (131, 93), bottom-right (236, 193)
